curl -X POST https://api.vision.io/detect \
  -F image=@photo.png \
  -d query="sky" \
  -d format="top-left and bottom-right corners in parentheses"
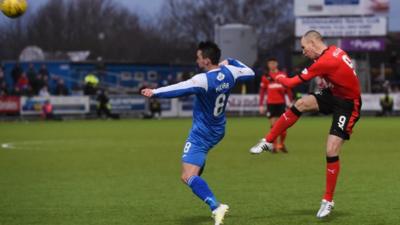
top-left (388, 0), bottom-right (400, 31)
top-left (28, 0), bottom-right (164, 14)
top-left (0, 0), bottom-right (163, 21)
top-left (1, 0), bottom-right (399, 31)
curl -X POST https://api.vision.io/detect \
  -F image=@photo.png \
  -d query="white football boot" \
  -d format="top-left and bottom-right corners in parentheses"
top-left (249, 138), bottom-right (273, 154)
top-left (212, 204), bottom-right (229, 225)
top-left (316, 199), bottom-right (334, 218)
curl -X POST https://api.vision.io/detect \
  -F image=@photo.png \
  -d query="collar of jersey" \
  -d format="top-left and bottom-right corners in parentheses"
top-left (208, 68), bottom-right (221, 73)
top-left (315, 46), bottom-right (331, 61)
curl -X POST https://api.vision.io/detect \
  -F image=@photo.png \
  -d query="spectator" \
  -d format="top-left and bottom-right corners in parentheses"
top-left (16, 73), bottom-right (30, 95)
top-left (11, 62), bottom-right (23, 86)
top-left (26, 63), bottom-right (37, 82)
top-left (12, 87), bottom-right (22, 96)
top-left (39, 64), bottom-right (49, 77)
top-left (41, 100), bottom-right (62, 121)
top-left (0, 66), bottom-right (4, 83)
top-left (54, 78), bottom-right (69, 96)
top-left (0, 68), bottom-right (6, 94)
top-left (84, 73), bottom-right (99, 95)
top-left (43, 74), bottom-right (49, 86)
top-left (96, 89), bottom-right (119, 119)
top-left (379, 90), bottom-right (393, 116)
top-left (31, 74), bottom-right (45, 95)
top-left (0, 81), bottom-right (8, 96)
top-left (39, 85), bottom-right (50, 97)
top-left (143, 98), bottom-right (162, 119)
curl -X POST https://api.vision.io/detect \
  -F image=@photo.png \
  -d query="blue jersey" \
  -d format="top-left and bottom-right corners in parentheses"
top-left (153, 59), bottom-right (254, 147)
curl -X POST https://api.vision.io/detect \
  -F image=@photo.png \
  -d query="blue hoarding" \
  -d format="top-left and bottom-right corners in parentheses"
top-left (325, 0), bottom-right (359, 5)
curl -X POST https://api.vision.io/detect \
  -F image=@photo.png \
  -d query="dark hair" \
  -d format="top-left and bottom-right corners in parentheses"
top-left (266, 57), bottom-right (278, 62)
top-left (197, 41), bottom-right (221, 65)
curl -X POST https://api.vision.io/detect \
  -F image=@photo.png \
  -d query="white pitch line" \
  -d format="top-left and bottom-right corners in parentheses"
top-left (1, 139), bottom-right (124, 151)
top-left (1, 143), bottom-right (15, 149)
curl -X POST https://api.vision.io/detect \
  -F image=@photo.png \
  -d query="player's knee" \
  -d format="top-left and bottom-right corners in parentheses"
top-left (326, 145), bottom-right (340, 157)
top-left (180, 174), bottom-right (189, 184)
top-left (294, 100), bottom-right (305, 112)
top-left (294, 96), bottom-right (318, 112)
top-left (326, 150), bottom-right (338, 157)
top-left (181, 173), bottom-right (196, 184)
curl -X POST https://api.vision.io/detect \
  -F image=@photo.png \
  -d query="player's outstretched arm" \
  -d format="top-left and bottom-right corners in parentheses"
top-left (274, 58), bottom-right (336, 88)
top-left (273, 75), bottom-right (303, 88)
top-left (151, 74), bottom-right (207, 99)
top-left (221, 58), bottom-right (255, 82)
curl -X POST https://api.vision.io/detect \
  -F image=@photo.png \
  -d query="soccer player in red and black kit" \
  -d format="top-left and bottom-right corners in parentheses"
top-left (252, 58), bottom-right (292, 153)
top-left (250, 30), bottom-right (362, 218)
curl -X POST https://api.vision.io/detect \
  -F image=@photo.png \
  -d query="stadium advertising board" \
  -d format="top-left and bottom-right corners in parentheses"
top-left (226, 94), bottom-right (259, 112)
top-left (160, 99), bottom-right (179, 117)
top-left (156, 94), bottom-right (400, 116)
top-left (227, 94), bottom-right (400, 112)
top-left (109, 95), bottom-right (146, 113)
top-left (107, 96), bottom-right (180, 117)
top-left (361, 94), bottom-right (400, 111)
top-left (295, 16), bottom-right (387, 37)
top-left (294, 0), bottom-right (389, 17)
top-left (20, 96), bottom-right (89, 115)
top-left (172, 94), bottom-right (398, 115)
top-left (0, 96), bottom-right (20, 114)
top-left (340, 38), bottom-right (385, 51)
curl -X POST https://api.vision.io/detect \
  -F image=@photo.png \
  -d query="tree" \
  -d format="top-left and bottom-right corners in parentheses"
top-left (158, 0), bottom-right (294, 52)
top-left (25, 0), bottom-right (144, 61)
top-left (0, 0), bottom-right (294, 64)
top-left (0, 0), bottom-right (162, 62)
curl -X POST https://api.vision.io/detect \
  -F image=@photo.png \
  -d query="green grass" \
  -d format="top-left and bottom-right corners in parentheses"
top-left (0, 117), bottom-right (399, 225)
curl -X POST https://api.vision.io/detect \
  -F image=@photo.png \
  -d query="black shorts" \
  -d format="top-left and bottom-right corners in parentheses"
top-left (311, 89), bottom-right (362, 140)
top-left (267, 103), bottom-right (286, 118)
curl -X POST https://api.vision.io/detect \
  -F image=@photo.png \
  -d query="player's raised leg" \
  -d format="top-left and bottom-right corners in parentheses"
top-left (250, 95), bottom-right (319, 153)
top-left (317, 135), bottom-right (343, 218)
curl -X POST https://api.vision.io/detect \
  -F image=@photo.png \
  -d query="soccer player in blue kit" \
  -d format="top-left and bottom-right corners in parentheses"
top-left (141, 41), bottom-right (254, 225)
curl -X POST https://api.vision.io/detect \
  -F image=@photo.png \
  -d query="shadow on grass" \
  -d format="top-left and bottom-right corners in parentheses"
top-left (267, 209), bottom-right (352, 222)
top-left (176, 209), bottom-right (352, 225)
top-left (315, 211), bottom-right (352, 223)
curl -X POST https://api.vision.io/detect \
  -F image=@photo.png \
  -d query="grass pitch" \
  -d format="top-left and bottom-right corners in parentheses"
top-left (0, 117), bottom-right (399, 225)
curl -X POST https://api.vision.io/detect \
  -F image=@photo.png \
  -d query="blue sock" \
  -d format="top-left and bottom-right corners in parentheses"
top-left (187, 176), bottom-right (219, 211)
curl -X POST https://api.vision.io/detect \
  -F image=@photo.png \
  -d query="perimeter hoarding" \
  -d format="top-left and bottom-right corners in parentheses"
top-left (295, 16), bottom-right (387, 37)
top-left (295, 0), bottom-right (389, 17)
top-left (20, 96), bottom-right (90, 115)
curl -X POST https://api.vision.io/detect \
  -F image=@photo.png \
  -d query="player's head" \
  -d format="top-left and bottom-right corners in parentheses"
top-left (196, 41), bottom-right (221, 70)
top-left (266, 57), bottom-right (279, 72)
top-left (301, 30), bottom-right (326, 60)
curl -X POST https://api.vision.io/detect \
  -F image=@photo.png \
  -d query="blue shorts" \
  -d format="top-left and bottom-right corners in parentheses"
top-left (181, 134), bottom-right (223, 167)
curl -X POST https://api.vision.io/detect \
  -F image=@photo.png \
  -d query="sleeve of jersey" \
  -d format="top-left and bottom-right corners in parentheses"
top-left (277, 60), bottom-right (335, 88)
top-left (153, 74), bottom-right (207, 98)
top-left (259, 87), bottom-right (266, 106)
top-left (286, 87), bottom-right (294, 102)
top-left (224, 58), bottom-right (255, 82)
top-left (258, 77), bottom-right (268, 106)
